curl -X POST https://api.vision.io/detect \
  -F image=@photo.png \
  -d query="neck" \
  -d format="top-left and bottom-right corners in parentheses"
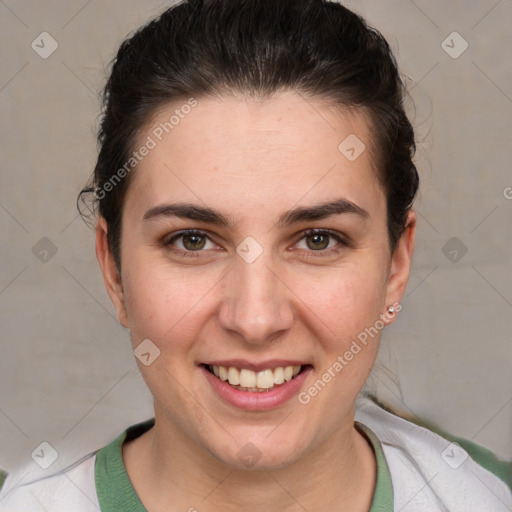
top-left (123, 410), bottom-right (376, 512)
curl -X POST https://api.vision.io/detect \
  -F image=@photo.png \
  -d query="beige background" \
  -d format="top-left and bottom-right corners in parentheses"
top-left (0, 0), bottom-right (511, 480)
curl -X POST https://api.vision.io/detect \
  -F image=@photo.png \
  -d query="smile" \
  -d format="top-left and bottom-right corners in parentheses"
top-left (206, 364), bottom-right (303, 392)
top-left (200, 362), bottom-right (312, 410)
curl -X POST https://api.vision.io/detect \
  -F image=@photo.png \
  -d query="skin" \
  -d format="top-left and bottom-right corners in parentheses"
top-left (96, 91), bottom-right (416, 512)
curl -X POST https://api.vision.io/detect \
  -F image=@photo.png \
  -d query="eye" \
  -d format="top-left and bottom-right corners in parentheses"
top-left (295, 229), bottom-right (345, 254)
top-left (164, 230), bottom-right (218, 254)
top-left (163, 228), bottom-right (347, 259)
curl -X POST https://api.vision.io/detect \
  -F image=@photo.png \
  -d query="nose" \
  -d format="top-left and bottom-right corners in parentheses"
top-left (218, 254), bottom-right (294, 345)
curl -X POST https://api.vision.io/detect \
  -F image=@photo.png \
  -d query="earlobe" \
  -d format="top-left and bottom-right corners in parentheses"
top-left (95, 217), bottom-right (129, 328)
top-left (383, 210), bottom-right (416, 325)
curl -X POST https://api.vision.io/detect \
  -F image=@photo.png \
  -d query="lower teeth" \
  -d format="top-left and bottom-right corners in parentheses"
top-left (231, 384), bottom-right (276, 392)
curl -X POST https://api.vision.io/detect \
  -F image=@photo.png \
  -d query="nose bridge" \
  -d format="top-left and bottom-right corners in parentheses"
top-left (219, 251), bottom-right (293, 344)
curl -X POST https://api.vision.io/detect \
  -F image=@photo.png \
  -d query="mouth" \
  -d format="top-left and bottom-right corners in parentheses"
top-left (202, 363), bottom-right (309, 392)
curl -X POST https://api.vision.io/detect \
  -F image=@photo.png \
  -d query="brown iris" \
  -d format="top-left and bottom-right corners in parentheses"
top-left (306, 233), bottom-right (330, 250)
top-left (182, 233), bottom-right (206, 251)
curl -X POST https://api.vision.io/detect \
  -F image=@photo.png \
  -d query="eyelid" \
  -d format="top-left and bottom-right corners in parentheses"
top-left (300, 228), bottom-right (346, 243)
top-left (164, 228), bottom-right (212, 244)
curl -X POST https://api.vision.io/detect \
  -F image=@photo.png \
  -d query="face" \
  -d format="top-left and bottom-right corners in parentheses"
top-left (96, 92), bottom-right (415, 470)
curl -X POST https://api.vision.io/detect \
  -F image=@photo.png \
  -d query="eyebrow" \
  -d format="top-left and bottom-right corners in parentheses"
top-left (142, 198), bottom-right (369, 228)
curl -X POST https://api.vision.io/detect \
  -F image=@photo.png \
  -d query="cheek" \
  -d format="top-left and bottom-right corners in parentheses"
top-left (121, 256), bottom-right (224, 349)
top-left (121, 234), bottom-right (389, 356)
top-left (295, 260), bottom-right (388, 340)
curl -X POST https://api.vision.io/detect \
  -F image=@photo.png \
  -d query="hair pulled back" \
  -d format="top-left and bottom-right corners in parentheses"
top-left (78, 0), bottom-right (419, 272)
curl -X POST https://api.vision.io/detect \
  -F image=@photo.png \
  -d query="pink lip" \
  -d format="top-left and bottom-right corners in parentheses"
top-left (200, 364), bottom-right (312, 411)
top-left (201, 359), bottom-right (308, 372)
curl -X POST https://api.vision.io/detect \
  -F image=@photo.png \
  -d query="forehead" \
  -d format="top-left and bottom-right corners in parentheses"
top-left (124, 93), bottom-right (384, 222)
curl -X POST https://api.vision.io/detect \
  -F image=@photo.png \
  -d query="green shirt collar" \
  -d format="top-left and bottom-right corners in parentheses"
top-left (95, 419), bottom-right (393, 512)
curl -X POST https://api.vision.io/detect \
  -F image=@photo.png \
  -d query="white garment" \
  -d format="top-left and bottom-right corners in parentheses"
top-left (355, 398), bottom-right (512, 511)
top-left (0, 455), bottom-right (99, 512)
top-left (1, 398), bottom-right (510, 511)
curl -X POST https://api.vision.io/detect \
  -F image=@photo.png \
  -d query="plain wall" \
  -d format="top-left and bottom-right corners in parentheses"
top-left (1, 0), bottom-right (511, 480)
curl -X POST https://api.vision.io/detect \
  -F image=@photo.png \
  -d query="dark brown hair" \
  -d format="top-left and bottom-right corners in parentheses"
top-left (78, 0), bottom-right (419, 272)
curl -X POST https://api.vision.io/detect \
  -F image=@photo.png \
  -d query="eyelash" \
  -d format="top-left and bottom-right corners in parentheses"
top-left (163, 228), bottom-right (347, 259)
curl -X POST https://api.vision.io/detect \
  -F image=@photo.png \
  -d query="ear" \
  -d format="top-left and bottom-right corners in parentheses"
top-left (383, 210), bottom-right (416, 325)
top-left (95, 217), bottom-right (129, 328)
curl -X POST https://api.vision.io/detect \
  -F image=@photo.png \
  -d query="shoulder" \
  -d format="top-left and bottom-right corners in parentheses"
top-left (356, 396), bottom-right (512, 512)
top-left (0, 454), bottom-right (98, 512)
top-left (0, 418), bottom-right (154, 512)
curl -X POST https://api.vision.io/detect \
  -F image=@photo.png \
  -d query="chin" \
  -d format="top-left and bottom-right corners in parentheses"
top-left (205, 428), bottom-right (310, 472)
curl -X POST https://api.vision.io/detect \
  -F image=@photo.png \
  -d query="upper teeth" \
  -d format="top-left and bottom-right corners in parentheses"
top-left (211, 365), bottom-right (301, 390)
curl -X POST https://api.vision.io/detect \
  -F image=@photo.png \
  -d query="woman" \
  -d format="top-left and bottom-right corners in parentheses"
top-left (1, 0), bottom-right (510, 510)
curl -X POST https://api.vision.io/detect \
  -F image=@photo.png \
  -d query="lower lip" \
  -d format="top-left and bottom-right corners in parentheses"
top-left (200, 365), bottom-right (312, 411)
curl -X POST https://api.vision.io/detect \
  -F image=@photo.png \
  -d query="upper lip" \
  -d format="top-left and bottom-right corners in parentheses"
top-left (201, 359), bottom-right (311, 372)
